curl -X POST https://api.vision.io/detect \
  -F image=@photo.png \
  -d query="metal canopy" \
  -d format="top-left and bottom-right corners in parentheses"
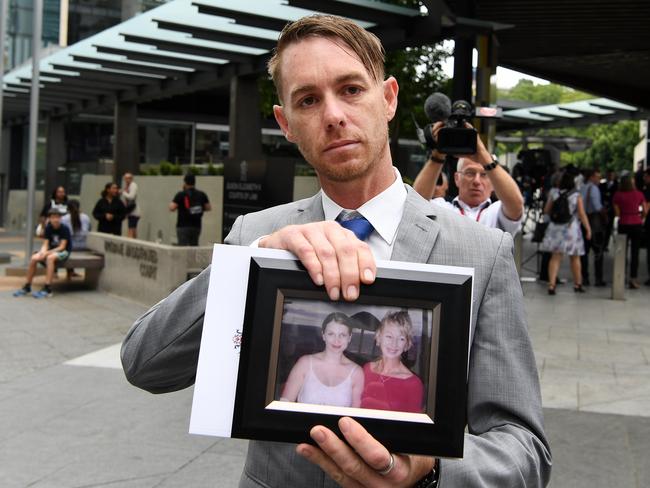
top-left (501, 98), bottom-right (650, 132)
top-left (443, 0), bottom-right (650, 110)
top-left (1, 0), bottom-right (426, 122)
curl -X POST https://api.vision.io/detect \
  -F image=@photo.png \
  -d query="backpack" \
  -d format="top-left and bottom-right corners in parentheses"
top-left (550, 190), bottom-right (572, 224)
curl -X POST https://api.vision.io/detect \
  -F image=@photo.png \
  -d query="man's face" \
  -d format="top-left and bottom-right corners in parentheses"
top-left (454, 160), bottom-right (493, 207)
top-left (49, 213), bottom-right (61, 228)
top-left (644, 173), bottom-right (650, 185)
top-left (124, 173), bottom-right (133, 185)
top-left (273, 37), bottom-right (398, 185)
top-left (591, 171), bottom-right (601, 183)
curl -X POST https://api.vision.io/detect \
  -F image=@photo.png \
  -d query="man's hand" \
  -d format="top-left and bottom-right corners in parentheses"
top-left (297, 417), bottom-right (434, 488)
top-left (259, 222), bottom-right (376, 301)
top-left (106, 213), bottom-right (114, 221)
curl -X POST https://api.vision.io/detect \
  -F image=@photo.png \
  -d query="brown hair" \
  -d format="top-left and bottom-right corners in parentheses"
top-left (619, 174), bottom-right (635, 192)
top-left (321, 312), bottom-right (353, 334)
top-left (267, 14), bottom-right (385, 100)
top-left (376, 310), bottom-right (414, 351)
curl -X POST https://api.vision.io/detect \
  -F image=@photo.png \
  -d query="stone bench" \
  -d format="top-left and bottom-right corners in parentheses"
top-left (61, 251), bottom-right (105, 288)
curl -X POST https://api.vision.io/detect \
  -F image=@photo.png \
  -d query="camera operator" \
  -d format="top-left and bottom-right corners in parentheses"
top-left (413, 121), bottom-right (524, 234)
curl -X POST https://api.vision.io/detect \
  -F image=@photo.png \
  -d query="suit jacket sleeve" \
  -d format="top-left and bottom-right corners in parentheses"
top-left (439, 232), bottom-right (552, 487)
top-left (120, 215), bottom-right (245, 393)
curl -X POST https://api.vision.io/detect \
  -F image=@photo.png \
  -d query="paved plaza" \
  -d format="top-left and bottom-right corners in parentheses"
top-left (1, 229), bottom-right (649, 487)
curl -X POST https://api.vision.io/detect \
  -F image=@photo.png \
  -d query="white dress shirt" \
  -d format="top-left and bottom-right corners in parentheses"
top-left (321, 168), bottom-right (407, 260)
top-left (432, 196), bottom-right (522, 235)
top-left (251, 168), bottom-right (407, 261)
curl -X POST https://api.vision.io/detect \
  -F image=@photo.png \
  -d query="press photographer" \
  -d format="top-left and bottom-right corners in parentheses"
top-left (413, 93), bottom-right (524, 234)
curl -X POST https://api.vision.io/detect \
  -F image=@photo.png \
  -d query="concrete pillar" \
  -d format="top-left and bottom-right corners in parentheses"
top-left (228, 74), bottom-right (263, 160)
top-left (452, 37), bottom-right (474, 104)
top-left (451, 0), bottom-right (474, 104)
top-left (113, 101), bottom-right (140, 181)
top-left (45, 117), bottom-right (65, 199)
top-left (611, 233), bottom-right (627, 300)
top-left (475, 34), bottom-right (497, 153)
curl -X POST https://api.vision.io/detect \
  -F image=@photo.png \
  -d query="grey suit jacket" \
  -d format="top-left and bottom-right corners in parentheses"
top-left (121, 187), bottom-right (551, 487)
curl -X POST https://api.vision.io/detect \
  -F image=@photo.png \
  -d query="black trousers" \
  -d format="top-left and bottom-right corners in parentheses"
top-left (646, 220), bottom-right (650, 277)
top-left (618, 224), bottom-right (643, 279)
top-left (177, 226), bottom-right (201, 246)
top-left (581, 224), bottom-right (605, 283)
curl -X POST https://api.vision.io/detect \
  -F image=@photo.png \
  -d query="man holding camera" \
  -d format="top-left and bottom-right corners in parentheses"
top-left (413, 125), bottom-right (524, 234)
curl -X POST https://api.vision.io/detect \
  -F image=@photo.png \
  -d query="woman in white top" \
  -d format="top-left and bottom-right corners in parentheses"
top-left (61, 199), bottom-right (92, 279)
top-left (281, 313), bottom-right (364, 408)
top-left (122, 173), bottom-right (140, 239)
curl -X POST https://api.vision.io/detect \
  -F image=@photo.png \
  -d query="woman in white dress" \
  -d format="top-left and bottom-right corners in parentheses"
top-left (540, 171), bottom-right (591, 294)
top-left (281, 313), bottom-right (364, 408)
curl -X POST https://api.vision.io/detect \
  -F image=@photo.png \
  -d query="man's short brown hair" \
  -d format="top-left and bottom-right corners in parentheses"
top-left (267, 14), bottom-right (385, 101)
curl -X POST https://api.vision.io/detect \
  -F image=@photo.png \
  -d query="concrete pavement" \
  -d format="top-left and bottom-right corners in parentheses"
top-left (1, 228), bottom-right (649, 487)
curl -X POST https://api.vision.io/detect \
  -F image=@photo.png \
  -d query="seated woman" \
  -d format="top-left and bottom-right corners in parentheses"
top-left (281, 312), bottom-right (364, 408)
top-left (62, 200), bottom-right (91, 251)
top-left (361, 310), bottom-right (424, 413)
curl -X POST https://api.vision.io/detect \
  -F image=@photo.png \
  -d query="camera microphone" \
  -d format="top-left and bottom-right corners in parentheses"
top-left (423, 93), bottom-right (452, 123)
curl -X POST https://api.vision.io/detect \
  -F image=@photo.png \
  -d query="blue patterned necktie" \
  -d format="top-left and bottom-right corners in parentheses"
top-left (336, 210), bottom-right (374, 241)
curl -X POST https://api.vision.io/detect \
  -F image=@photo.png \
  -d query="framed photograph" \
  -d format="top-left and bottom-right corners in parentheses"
top-left (190, 245), bottom-right (473, 458)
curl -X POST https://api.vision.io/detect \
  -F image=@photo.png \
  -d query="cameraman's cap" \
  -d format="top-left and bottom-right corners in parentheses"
top-left (47, 207), bottom-right (63, 216)
top-left (184, 173), bottom-right (196, 186)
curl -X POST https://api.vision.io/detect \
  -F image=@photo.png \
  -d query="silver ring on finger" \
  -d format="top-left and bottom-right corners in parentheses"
top-left (376, 453), bottom-right (395, 476)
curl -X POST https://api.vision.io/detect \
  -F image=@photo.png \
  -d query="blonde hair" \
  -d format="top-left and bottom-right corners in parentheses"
top-left (267, 14), bottom-right (385, 101)
top-left (376, 310), bottom-right (414, 351)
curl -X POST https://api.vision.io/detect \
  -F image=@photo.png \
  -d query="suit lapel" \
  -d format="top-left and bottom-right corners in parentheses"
top-left (285, 192), bottom-right (325, 226)
top-left (391, 187), bottom-right (440, 263)
top-left (279, 188), bottom-right (439, 264)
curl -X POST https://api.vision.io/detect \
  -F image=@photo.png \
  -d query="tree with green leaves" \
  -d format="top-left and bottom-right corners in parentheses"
top-left (498, 79), bottom-right (592, 105)
top-left (499, 81), bottom-right (640, 172)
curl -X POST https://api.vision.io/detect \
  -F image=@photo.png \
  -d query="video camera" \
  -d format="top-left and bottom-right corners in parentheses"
top-left (416, 93), bottom-right (502, 155)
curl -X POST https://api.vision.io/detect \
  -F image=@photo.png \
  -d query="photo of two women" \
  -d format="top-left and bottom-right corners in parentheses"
top-left (274, 297), bottom-right (437, 415)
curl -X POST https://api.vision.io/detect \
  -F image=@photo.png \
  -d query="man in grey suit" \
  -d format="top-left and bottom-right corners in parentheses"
top-left (121, 14), bottom-right (551, 488)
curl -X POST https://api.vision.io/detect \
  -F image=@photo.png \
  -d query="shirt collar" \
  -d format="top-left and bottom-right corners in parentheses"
top-left (321, 167), bottom-right (407, 246)
top-left (452, 196), bottom-right (491, 212)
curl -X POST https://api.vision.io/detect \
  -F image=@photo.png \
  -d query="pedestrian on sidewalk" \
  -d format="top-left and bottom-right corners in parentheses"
top-left (579, 168), bottom-right (607, 286)
top-left (93, 183), bottom-right (127, 236)
top-left (122, 172), bottom-right (140, 239)
top-left (541, 171), bottom-right (591, 295)
top-left (169, 174), bottom-right (211, 246)
top-left (13, 208), bottom-right (71, 298)
top-left (643, 168), bottom-right (650, 286)
top-left (613, 174), bottom-right (648, 289)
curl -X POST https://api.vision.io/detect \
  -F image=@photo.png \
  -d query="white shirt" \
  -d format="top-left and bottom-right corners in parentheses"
top-left (321, 168), bottom-right (407, 260)
top-left (251, 168), bottom-right (407, 261)
top-left (432, 196), bottom-right (522, 235)
top-left (122, 181), bottom-right (140, 217)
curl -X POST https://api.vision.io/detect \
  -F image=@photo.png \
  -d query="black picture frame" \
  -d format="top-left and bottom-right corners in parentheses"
top-left (233, 256), bottom-right (472, 458)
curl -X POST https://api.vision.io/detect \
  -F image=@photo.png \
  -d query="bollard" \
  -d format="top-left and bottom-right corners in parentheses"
top-left (611, 233), bottom-right (627, 300)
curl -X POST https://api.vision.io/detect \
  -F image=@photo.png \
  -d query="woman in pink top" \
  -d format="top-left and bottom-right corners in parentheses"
top-left (613, 174), bottom-right (648, 288)
top-left (361, 311), bottom-right (424, 413)
top-left (281, 313), bottom-right (363, 408)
